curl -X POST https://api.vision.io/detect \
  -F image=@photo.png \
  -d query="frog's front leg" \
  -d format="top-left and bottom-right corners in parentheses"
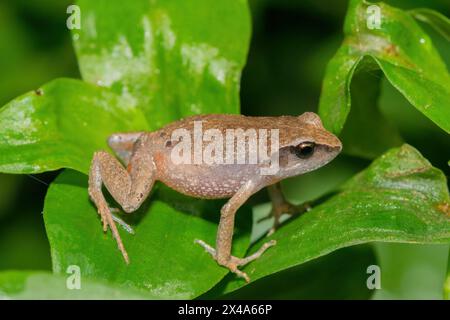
top-left (265, 182), bottom-right (311, 236)
top-left (195, 181), bottom-right (276, 282)
top-left (88, 134), bottom-right (156, 264)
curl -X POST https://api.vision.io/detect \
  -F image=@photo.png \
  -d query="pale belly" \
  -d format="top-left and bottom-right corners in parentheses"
top-left (158, 162), bottom-right (262, 199)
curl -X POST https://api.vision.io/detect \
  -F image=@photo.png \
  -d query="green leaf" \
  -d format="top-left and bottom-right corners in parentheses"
top-left (73, 0), bottom-right (251, 129)
top-left (339, 61), bottom-right (403, 159)
top-left (222, 144), bottom-right (450, 293)
top-left (43, 170), bottom-right (252, 299)
top-left (0, 79), bottom-right (148, 174)
top-left (0, 0), bottom-right (253, 300)
top-left (410, 8), bottom-right (450, 41)
top-left (319, 0), bottom-right (450, 158)
top-left (0, 271), bottom-right (155, 299)
top-left (445, 249), bottom-right (450, 300)
top-left (0, 0), bottom-right (251, 175)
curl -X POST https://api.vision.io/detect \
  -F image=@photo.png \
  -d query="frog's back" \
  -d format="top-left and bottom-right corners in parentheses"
top-left (153, 114), bottom-right (285, 199)
top-left (158, 114), bottom-right (302, 134)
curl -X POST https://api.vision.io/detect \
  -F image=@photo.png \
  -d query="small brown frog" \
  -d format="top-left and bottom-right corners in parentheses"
top-left (88, 112), bottom-right (342, 282)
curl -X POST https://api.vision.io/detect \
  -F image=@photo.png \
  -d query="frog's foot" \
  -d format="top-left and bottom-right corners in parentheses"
top-left (95, 202), bottom-right (130, 264)
top-left (194, 239), bottom-right (276, 282)
top-left (110, 209), bottom-right (135, 235)
top-left (266, 201), bottom-right (311, 236)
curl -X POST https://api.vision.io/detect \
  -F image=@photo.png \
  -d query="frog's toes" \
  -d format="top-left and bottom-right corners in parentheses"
top-left (111, 213), bottom-right (135, 235)
top-left (194, 239), bottom-right (216, 257)
top-left (194, 239), bottom-right (276, 283)
top-left (109, 207), bottom-right (120, 214)
top-left (232, 240), bottom-right (277, 268)
top-left (195, 239), bottom-right (249, 282)
top-left (266, 202), bottom-right (312, 236)
top-left (97, 203), bottom-right (109, 232)
top-left (267, 227), bottom-right (277, 237)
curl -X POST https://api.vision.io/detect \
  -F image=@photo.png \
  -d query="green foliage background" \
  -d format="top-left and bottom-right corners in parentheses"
top-left (0, 0), bottom-right (449, 299)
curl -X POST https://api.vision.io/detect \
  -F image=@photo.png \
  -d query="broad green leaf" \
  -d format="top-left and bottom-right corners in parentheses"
top-left (222, 145), bottom-right (450, 293)
top-left (0, 271), bottom-right (154, 299)
top-left (0, 0), bottom-right (253, 299)
top-left (0, 79), bottom-right (148, 174)
top-left (43, 170), bottom-right (252, 299)
top-left (319, 0), bottom-right (450, 158)
top-left (73, 0), bottom-right (251, 129)
top-left (0, 0), bottom-right (251, 175)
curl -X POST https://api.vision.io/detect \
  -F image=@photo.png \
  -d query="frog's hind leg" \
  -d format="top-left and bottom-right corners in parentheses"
top-left (108, 132), bottom-right (143, 165)
top-left (195, 181), bottom-right (276, 282)
top-left (88, 134), bottom-right (156, 264)
top-left (265, 182), bottom-right (311, 236)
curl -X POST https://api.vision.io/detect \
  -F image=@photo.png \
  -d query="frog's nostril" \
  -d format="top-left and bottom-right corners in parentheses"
top-left (324, 143), bottom-right (342, 153)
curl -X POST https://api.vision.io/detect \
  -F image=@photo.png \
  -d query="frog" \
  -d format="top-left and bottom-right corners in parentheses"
top-left (88, 112), bottom-right (342, 282)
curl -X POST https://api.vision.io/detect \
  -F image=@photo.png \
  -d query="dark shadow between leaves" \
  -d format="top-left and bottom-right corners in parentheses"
top-left (200, 243), bottom-right (377, 299)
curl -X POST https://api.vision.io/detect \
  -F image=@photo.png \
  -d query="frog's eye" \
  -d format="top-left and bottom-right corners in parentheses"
top-left (291, 142), bottom-right (315, 159)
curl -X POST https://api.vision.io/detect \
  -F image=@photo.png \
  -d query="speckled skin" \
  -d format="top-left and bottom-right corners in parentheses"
top-left (88, 112), bottom-right (342, 282)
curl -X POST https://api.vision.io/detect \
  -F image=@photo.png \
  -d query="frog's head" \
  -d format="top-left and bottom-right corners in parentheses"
top-left (275, 112), bottom-right (342, 179)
